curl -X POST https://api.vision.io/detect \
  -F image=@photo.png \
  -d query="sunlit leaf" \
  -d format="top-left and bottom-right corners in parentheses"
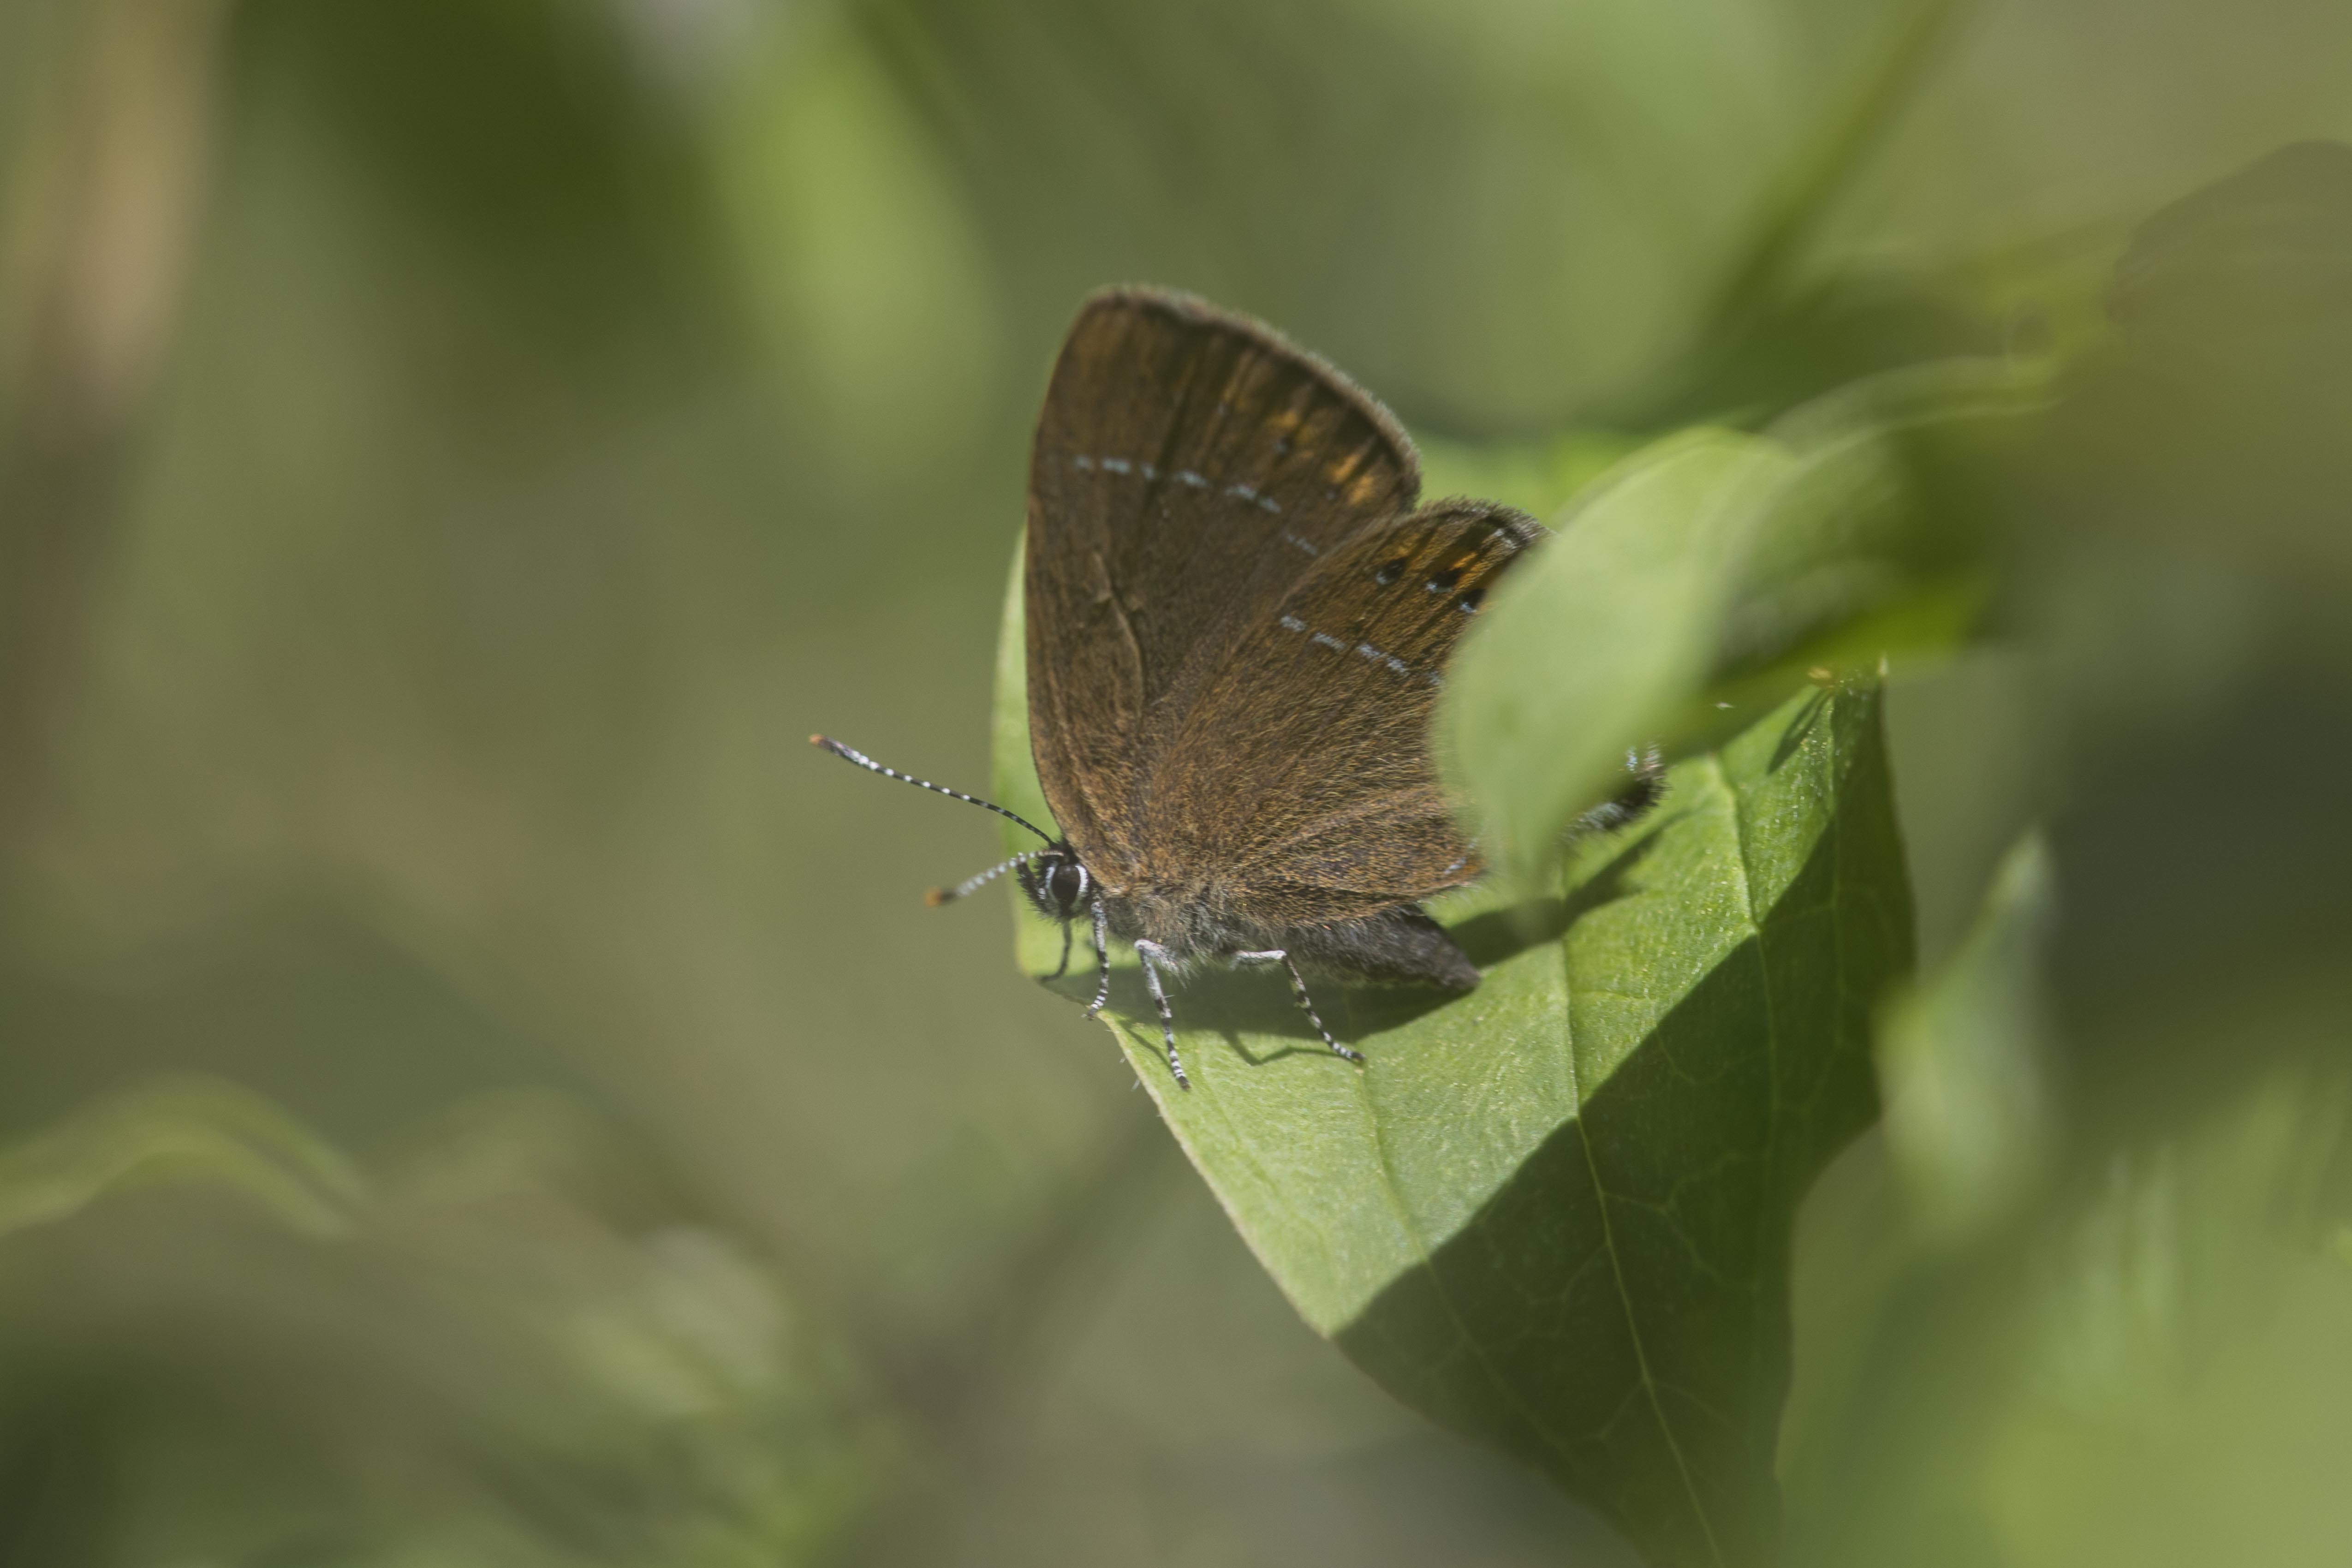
top-left (991, 539), bottom-right (1911, 1563)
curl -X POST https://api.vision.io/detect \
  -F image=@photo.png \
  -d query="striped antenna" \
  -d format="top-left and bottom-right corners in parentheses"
top-left (925, 850), bottom-right (1038, 907)
top-left (810, 736), bottom-right (1055, 845)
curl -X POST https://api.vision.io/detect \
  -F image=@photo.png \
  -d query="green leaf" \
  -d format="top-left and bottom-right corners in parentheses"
top-left (988, 535), bottom-right (1072, 977)
top-left (1708, 357), bottom-right (2046, 692)
top-left (1875, 831), bottom-right (2060, 1248)
top-left (1437, 358), bottom-right (2044, 892)
top-left (1439, 429), bottom-right (1785, 890)
top-left (1784, 1065), bottom-right (2352, 1568)
top-left (989, 544), bottom-right (1913, 1565)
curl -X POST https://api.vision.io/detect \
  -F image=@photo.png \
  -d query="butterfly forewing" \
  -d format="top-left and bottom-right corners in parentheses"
top-left (1026, 289), bottom-right (1422, 875)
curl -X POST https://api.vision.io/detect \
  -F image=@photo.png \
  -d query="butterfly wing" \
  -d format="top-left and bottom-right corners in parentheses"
top-left (1025, 289), bottom-right (1421, 876)
top-left (1147, 499), bottom-right (1544, 928)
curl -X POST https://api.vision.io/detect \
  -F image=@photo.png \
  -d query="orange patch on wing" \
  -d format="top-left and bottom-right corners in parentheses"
top-left (1326, 437), bottom-right (1373, 486)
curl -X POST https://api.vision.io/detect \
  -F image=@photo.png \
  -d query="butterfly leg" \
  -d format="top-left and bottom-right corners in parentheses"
top-left (1232, 951), bottom-right (1364, 1065)
top-left (1083, 900), bottom-right (1112, 1018)
top-left (1045, 917), bottom-right (1074, 981)
top-left (1131, 939), bottom-right (1191, 1090)
top-left (1575, 744), bottom-right (1667, 835)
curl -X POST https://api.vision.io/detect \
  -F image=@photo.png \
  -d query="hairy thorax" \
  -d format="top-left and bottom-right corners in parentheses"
top-left (1097, 880), bottom-right (1271, 965)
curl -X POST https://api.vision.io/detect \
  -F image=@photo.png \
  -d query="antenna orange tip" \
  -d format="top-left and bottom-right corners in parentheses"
top-left (923, 888), bottom-right (952, 907)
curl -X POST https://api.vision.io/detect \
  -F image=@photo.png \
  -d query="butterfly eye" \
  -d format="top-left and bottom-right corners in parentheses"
top-left (1373, 559), bottom-right (1406, 586)
top-left (1424, 566), bottom-right (1464, 593)
top-left (1455, 587), bottom-right (1486, 614)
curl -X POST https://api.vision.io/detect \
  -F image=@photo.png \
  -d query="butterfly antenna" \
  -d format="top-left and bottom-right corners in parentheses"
top-left (924, 850), bottom-right (1038, 907)
top-left (810, 736), bottom-right (1056, 845)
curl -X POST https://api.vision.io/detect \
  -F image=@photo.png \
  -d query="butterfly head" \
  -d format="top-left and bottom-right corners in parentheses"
top-left (1017, 844), bottom-right (1094, 922)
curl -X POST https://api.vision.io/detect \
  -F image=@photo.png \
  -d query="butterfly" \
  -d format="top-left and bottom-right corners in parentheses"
top-left (817, 287), bottom-right (1652, 1085)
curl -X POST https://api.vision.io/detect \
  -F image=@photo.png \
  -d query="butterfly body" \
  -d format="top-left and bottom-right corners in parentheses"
top-left (1017, 845), bottom-right (1479, 990)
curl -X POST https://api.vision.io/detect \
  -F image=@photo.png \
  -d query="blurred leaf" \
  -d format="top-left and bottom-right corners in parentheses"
top-left (1439, 429), bottom-right (1780, 889)
top-left (853, 0), bottom-right (1888, 426)
top-left (2030, 139), bottom-right (2352, 691)
top-left (1971, 1077), bottom-right (2352, 1568)
top-left (992, 537), bottom-right (1911, 1565)
top-left (2107, 139), bottom-right (2352, 336)
top-left (1637, 0), bottom-right (1994, 425)
top-left (1769, 142), bottom-right (2352, 1568)
top-left (0, 1086), bottom-right (891, 1568)
top-left (712, 22), bottom-right (999, 462)
top-left (1417, 429), bottom-right (1645, 522)
top-left (243, 0), bottom-right (715, 315)
top-left (1700, 355), bottom-right (2045, 701)
top-left (1701, 0), bottom-right (1959, 335)
top-left (0, 1074), bottom-right (363, 1240)
top-left (1876, 830), bottom-right (2057, 1249)
top-left (1439, 358), bottom-right (2038, 892)
top-left (1786, 1068), bottom-right (2352, 1568)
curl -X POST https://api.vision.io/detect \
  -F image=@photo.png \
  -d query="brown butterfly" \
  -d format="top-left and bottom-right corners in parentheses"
top-left (818, 288), bottom-right (1645, 1086)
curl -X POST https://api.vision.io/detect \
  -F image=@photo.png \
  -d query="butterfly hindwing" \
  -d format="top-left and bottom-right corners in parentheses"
top-left (1149, 499), bottom-right (1544, 927)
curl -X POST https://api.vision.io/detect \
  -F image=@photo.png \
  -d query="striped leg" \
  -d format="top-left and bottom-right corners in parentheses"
top-left (1083, 901), bottom-right (1111, 1018)
top-left (1233, 950), bottom-right (1364, 1064)
top-left (1133, 940), bottom-right (1190, 1089)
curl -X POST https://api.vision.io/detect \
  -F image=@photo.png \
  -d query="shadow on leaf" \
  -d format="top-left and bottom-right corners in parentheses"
top-left (1329, 777), bottom-right (1899, 1568)
top-left (1032, 829), bottom-right (1671, 1055)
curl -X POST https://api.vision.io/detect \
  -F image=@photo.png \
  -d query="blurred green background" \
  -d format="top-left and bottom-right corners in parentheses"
top-left (1, 0), bottom-right (2349, 1563)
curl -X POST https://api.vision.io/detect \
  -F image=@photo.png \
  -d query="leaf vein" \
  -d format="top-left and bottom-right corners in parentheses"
top-left (1566, 753), bottom-right (1736, 1568)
